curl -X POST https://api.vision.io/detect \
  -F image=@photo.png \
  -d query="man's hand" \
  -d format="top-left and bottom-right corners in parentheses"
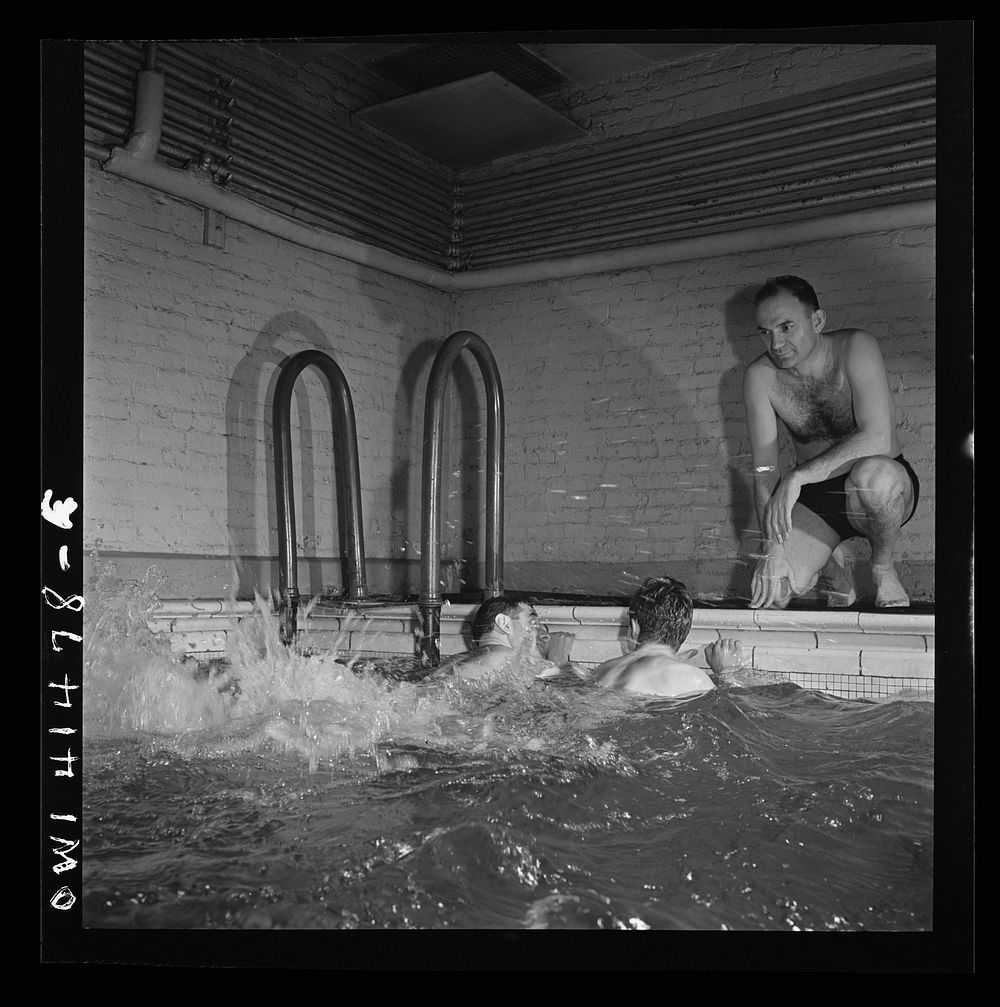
top-left (750, 545), bottom-right (796, 609)
top-left (705, 639), bottom-right (746, 675)
top-left (538, 629), bottom-right (575, 667)
top-left (762, 472), bottom-right (801, 544)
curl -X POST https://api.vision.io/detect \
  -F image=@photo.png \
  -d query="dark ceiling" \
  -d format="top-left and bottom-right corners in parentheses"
top-left (258, 39), bottom-right (734, 168)
top-left (261, 40), bottom-right (732, 92)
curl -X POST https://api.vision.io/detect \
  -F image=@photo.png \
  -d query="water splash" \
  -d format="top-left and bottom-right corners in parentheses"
top-left (82, 565), bottom-right (629, 774)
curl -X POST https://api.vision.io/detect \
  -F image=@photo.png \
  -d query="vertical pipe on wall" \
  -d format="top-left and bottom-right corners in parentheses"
top-left (419, 331), bottom-right (505, 664)
top-left (125, 43), bottom-right (165, 161)
top-left (273, 350), bottom-right (369, 645)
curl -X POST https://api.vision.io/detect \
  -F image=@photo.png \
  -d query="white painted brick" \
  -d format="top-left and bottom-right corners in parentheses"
top-left (83, 45), bottom-right (936, 605)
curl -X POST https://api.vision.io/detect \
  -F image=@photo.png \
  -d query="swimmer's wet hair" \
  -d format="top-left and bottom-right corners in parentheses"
top-left (471, 595), bottom-right (526, 643)
top-left (754, 275), bottom-right (820, 312)
top-left (629, 576), bottom-right (693, 650)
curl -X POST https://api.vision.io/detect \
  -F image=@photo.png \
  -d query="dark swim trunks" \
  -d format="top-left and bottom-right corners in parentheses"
top-left (797, 454), bottom-right (920, 542)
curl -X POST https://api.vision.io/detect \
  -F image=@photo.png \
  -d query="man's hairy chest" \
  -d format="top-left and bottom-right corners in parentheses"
top-left (772, 369), bottom-right (856, 444)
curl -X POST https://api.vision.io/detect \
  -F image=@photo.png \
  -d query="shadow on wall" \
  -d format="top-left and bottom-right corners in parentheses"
top-left (720, 286), bottom-right (771, 602)
top-left (472, 288), bottom-right (713, 598)
top-left (390, 340), bottom-right (486, 596)
top-left (225, 311), bottom-right (354, 600)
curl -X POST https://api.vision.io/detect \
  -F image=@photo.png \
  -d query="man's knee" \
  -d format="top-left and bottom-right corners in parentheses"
top-left (846, 456), bottom-right (911, 517)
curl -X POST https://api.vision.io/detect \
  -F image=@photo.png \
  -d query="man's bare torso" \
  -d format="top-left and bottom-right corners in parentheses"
top-left (751, 328), bottom-right (899, 471)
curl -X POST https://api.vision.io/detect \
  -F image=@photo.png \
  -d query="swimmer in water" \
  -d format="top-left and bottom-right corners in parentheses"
top-left (431, 596), bottom-right (578, 682)
top-left (591, 576), bottom-right (745, 699)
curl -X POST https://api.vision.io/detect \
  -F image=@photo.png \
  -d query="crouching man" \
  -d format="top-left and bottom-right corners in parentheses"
top-left (743, 275), bottom-right (920, 609)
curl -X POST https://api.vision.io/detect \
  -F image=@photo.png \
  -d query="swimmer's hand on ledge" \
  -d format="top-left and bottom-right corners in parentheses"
top-left (538, 630), bottom-right (576, 667)
top-left (705, 639), bottom-right (747, 677)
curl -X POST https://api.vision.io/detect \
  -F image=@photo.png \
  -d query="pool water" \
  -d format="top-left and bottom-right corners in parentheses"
top-left (81, 569), bottom-right (934, 932)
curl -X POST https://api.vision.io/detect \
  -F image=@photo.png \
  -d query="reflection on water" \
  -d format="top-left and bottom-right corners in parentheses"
top-left (82, 565), bottom-right (934, 931)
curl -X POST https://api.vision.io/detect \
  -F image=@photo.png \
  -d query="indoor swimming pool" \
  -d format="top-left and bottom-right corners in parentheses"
top-left (81, 566), bottom-right (934, 933)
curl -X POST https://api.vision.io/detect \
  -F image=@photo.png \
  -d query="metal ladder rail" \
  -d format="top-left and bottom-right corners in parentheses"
top-left (419, 331), bottom-right (505, 664)
top-left (272, 349), bottom-right (369, 644)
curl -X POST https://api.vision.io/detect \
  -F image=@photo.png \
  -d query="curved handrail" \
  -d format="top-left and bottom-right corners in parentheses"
top-left (273, 350), bottom-right (368, 644)
top-left (419, 331), bottom-right (505, 663)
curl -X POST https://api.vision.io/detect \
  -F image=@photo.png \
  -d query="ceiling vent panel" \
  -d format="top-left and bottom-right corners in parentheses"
top-left (371, 42), bottom-right (566, 95)
top-left (355, 71), bottom-right (586, 169)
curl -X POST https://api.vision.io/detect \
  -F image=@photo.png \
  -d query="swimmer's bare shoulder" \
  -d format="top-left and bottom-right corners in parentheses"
top-left (595, 650), bottom-right (714, 699)
top-left (430, 645), bottom-right (517, 682)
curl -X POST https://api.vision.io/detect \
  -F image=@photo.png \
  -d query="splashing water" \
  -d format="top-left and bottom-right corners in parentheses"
top-left (81, 565), bottom-right (934, 932)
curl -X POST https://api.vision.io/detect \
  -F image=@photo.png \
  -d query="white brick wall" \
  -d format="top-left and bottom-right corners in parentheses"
top-left (83, 42), bottom-right (937, 602)
top-left (84, 164), bottom-right (452, 582)
top-left (452, 225), bottom-right (935, 596)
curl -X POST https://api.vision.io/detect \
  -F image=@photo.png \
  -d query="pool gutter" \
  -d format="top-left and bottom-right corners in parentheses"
top-left (146, 598), bottom-right (934, 700)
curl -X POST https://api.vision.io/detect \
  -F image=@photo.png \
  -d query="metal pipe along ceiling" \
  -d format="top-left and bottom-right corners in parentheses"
top-left (462, 159), bottom-right (937, 254)
top-left (463, 96), bottom-right (935, 217)
top-left (86, 61), bottom-right (449, 249)
top-left (466, 182), bottom-right (936, 268)
top-left (224, 168), bottom-right (448, 264)
top-left (462, 72), bottom-right (935, 196)
top-left (466, 146), bottom-right (936, 244)
top-left (228, 93), bottom-right (452, 218)
top-left (87, 40), bottom-right (936, 287)
top-left (221, 146), bottom-right (444, 247)
top-left (156, 42), bottom-right (451, 197)
top-left (227, 122), bottom-right (451, 237)
top-left (465, 121), bottom-right (935, 227)
top-left (92, 40), bottom-right (453, 219)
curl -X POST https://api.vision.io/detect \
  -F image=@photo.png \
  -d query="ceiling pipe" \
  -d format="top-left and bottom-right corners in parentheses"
top-left (156, 42), bottom-right (449, 198)
top-left (466, 150), bottom-right (936, 244)
top-left (125, 43), bottom-right (164, 162)
top-left (86, 60), bottom-right (448, 242)
top-left (97, 144), bottom-right (934, 291)
top-left (462, 73), bottom-right (936, 196)
top-left (229, 117), bottom-right (452, 226)
top-left (99, 43), bottom-right (934, 289)
top-left (467, 122), bottom-right (935, 226)
top-left (227, 127), bottom-right (450, 239)
top-left (224, 163), bottom-right (447, 264)
top-left (463, 162), bottom-right (937, 255)
top-left (464, 97), bottom-right (936, 207)
top-left (102, 150), bottom-right (451, 286)
top-left (465, 186), bottom-right (936, 269)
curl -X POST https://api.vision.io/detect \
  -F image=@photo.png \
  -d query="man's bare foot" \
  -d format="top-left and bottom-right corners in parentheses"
top-left (818, 547), bottom-right (857, 608)
top-left (871, 564), bottom-right (910, 608)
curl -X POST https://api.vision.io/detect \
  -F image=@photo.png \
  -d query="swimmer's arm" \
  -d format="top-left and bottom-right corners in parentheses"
top-left (535, 661), bottom-right (590, 681)
top-left (707, 638), bottom-right (787, 687)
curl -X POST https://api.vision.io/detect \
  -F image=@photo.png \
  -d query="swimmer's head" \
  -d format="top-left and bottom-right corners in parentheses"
top-left (471, 596), bottom-right (539, 647)
top-left (628, 576), bottom-right (694, 650)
